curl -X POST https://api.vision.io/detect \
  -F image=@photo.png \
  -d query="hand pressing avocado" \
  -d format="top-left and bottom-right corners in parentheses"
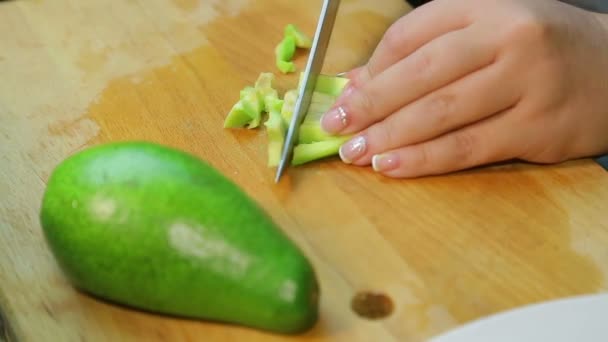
top-left (39, 141), bottom-right (320, 334)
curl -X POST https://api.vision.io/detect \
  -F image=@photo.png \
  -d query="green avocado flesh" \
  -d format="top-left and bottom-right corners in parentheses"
top-left (224, 72), bottom-right (350, 167)
top-left (39, 141), bottom-right (319, 334)
top-left (274, 24), bottom-right (312, 74)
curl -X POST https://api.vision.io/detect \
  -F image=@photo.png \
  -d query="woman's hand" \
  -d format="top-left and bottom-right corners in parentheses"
top-left (320, 0), bottom-right (608, 178)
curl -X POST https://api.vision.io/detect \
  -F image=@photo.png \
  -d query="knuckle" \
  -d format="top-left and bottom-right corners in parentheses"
top-left (383, 119), bottom-right (400, 149)
top-left (410, 49), bottom-right (434, 81)
top-left (368, 121), bottom-right (395, 152)
top-left (452, 131), bottom-right (477, 163)
top-left (426, 93), bottom-right (456, 128)
top-left (416, 143), bottom-right (431, 169)
top-left (353, 88), bottom-right (376, 117)
top-left (522, 143), bottom-right (570, 164)
top-left (503, 9), bottom-right (549, 43)
top-left (382, 21), bottom-right (406, 54)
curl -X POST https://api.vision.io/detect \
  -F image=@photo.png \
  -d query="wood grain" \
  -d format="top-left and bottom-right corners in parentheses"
top-left (1, 0), bottom-right (607, 341)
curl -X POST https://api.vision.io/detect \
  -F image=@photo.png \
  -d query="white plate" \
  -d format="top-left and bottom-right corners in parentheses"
top-left (430, 293), bottom-right (608, 342)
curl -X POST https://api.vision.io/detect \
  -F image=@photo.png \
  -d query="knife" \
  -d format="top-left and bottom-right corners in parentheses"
top-left (274, 0), bottom-right (341, 183)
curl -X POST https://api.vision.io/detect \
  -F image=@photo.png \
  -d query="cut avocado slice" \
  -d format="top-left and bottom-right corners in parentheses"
top-left (281, 89), bottom-right (298, 123)
top-left (224, 101), bottom-right (253, 128)
top-left (264, 96), bottom-right (286, 167)
top-left (239, 86), bottom-right (264, 129)
top-left (275, 35), bottom-right (297, 74)
top-left (274, 24), bottom-right (313, 74)
top-left (285, 24), bottom-right (312, 49)
top-left (292, 137), bottom-right (351, 166)
top-left (277, 60), bottom-right (296, 74)
top-left (255, 72), bottom-right (279, 111)
top-left (224, 74), bottom-right (280, 129)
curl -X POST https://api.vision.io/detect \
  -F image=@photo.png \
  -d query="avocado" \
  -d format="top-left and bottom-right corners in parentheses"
top-left (39, 141), bottom-right (320, 334)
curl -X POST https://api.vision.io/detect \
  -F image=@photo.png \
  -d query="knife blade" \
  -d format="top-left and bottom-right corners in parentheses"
top-left (274, 0), bottom-right (341, 183)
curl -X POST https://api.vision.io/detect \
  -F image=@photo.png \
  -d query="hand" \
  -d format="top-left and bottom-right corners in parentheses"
top-left (320, 0), bottom-right (608, 178)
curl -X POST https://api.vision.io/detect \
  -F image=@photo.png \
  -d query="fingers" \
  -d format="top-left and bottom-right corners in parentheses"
top-left (338, 59), bottom-right (520, 165)
top-left (321, 24), bottom-right (497, 135)
top-left (360, 0), bottom-right (472, 84)
top-left (370, 110), bottom-right (519, 178)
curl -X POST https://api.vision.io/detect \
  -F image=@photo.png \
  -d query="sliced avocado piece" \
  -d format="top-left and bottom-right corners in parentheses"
top-left (273, 24), bottom-right (313, 74)
top-left (277, 60), bottom-right (296, 74)
top-left (224, 101), bottom-right (253, 128)
top-left (254, 72), bottom-right (279, 112)
top-left (225, 73), bottom-right (279, 129)
top-left (264, 96), bottom-right (287, 167)
top-left (284, 24), bottom-right (312, 49)
top-left (292, 137), bottom-right (351, 166)
top-left (298, 122), bottom-right (350, 144)
top-left (239, 86), bottom-right (265, 129)
top-left (40, 141), bottom-right (320, 334)
top-left (281, 89), bottom-right (298, 123)
top-left (224, 72), bottom-right (352, 168)
top-left (275, 35), bottom-right (297, 74)
top-left (297, 73), bottom-right (350, 97)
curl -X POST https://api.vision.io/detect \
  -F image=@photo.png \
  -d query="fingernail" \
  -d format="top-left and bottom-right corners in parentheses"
top-left (339, 136), bottom-right (367, 164)
top-left (320, 106), bottom-right (349, 134)
top-left (372, 153), bottom-right (399, 172)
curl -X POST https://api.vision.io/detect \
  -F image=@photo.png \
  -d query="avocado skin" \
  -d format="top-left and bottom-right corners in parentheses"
top-left (39, 141), bottom-right (319, 334)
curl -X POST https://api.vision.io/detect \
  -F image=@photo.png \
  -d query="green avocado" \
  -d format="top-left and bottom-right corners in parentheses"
top-left (39, 141), bottom-right (319, 334)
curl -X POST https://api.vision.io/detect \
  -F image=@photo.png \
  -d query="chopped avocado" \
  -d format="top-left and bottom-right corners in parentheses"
top-left (40, 141), bottom-right (320, 334)
top-left (223, 71), bottom-right (351, 167)
top-left (281, 89), bottom-right (298, 123)
top-left (297, 73), bottom-right (351, 97)
top-left (254, 72), bottom-right (279, 111)
top-left (292, 137), bottom-right (351, 166)
top-left (285, 24), bottom-right (312, 49)
top-left (224, 101), bottom-right (253, 128)
top-left (288, 75), bottom-right (351, 165)
top-left (277, 60), bottom-right (296, 74)
top-left (298, 122), bottom-right (349, 144)
top-left (264, 97), bottom-right (287, 167)
top-left (275, 35), bottom-right (297, 74)
top-left (224, 74), bottom-right (279, 129)
top-left (274, 24), bottom-right (313, 74)
top-left (239, 86), bottom-right (264, 129)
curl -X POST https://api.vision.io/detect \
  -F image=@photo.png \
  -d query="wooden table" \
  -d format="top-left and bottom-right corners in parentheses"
top-left (1, 0), bottom-right (607, 341)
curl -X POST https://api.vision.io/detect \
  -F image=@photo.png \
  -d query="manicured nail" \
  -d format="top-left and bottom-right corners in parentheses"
top-left (320, 106), bottom-right (348, 134)
top-left (339, 136), bottom-right (367, 164)
top-left (372, 153), bottom-right (399, 172)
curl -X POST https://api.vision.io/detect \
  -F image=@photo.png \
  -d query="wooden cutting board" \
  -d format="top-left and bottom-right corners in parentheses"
top-left (1, 0), bottom-right (607, 341)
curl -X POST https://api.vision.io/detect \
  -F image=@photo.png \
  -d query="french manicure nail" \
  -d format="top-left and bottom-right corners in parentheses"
top-left (339, 136), bottom-right (367, 164)
top-left (372, 153), bottom-right (399, 172)
top-left (320, 106), bottom-right (348, 134)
